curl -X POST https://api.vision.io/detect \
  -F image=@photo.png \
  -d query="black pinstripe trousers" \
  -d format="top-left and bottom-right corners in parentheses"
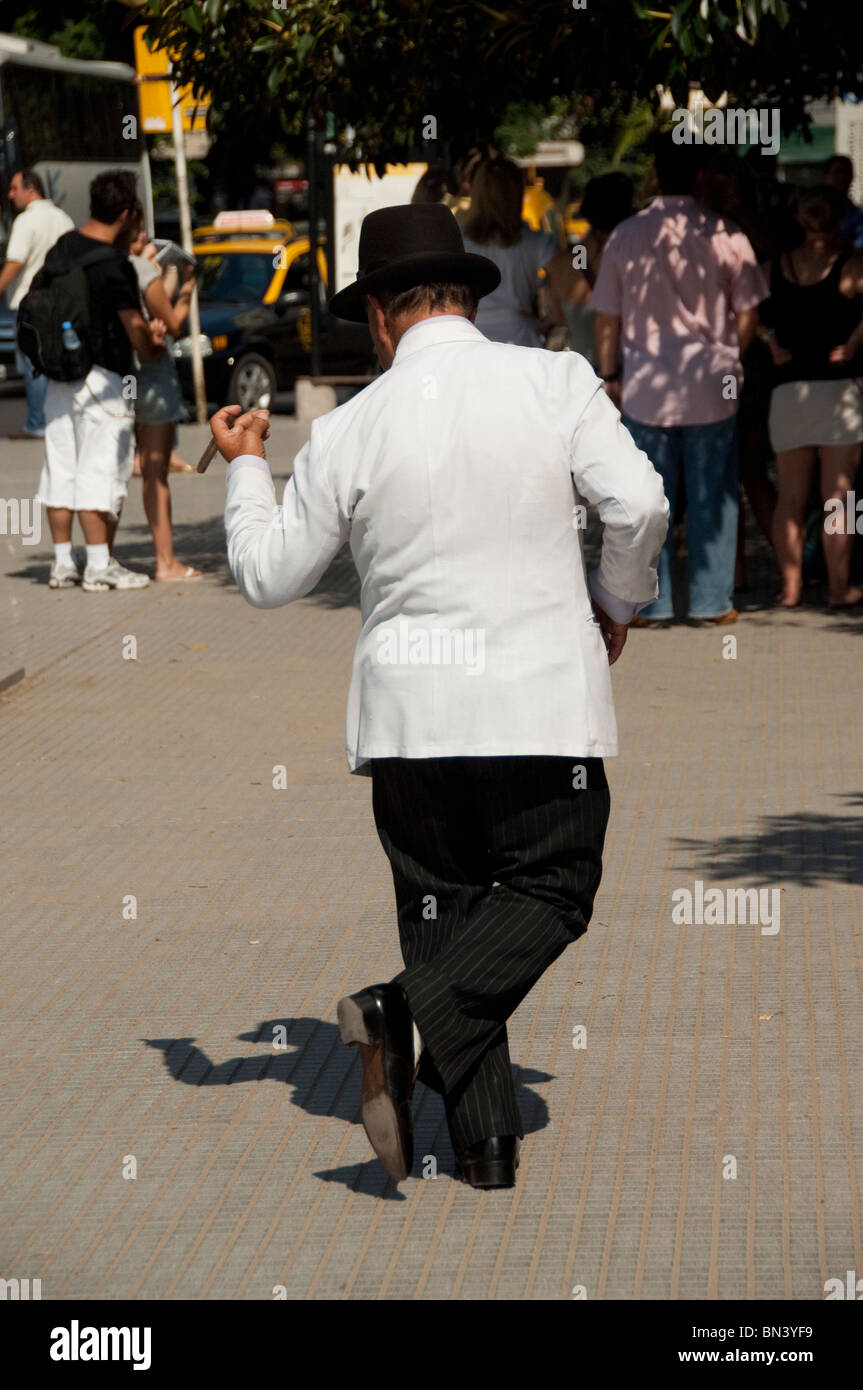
top-left (370, 755), bottom-right (610, 1150)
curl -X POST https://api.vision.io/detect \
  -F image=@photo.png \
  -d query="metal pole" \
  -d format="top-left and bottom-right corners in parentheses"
top-left (170, 81), bottom-right (207, 424)
top-left (307, 118), bottom-right (321, 378)
top-left (324, 147), bottom-right (335, 306)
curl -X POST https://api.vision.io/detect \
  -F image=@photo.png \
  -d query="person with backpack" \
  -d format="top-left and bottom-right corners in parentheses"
top-left (23, 170), bottom-right (167, 591)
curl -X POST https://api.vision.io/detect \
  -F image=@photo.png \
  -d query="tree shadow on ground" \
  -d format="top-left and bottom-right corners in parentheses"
top-left (672, 793), bottom-right (863, 887)
top-left (143, 1017), bottom-right (550, 1197)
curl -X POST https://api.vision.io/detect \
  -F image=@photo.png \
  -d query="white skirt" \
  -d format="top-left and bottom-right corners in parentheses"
top-left (769, 377), bottom-right (863, 453)
top-left (36, 367), bottom-right (135, 519)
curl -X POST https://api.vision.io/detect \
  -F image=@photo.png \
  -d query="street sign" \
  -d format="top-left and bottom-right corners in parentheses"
top-left (133, 26), bottom-right (210, 135)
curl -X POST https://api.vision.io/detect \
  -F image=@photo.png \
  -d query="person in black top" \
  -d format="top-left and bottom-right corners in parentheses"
top-left (36, 170), bottom-right (168, 592)
top-left (759, 185), bottom-right (863, 609)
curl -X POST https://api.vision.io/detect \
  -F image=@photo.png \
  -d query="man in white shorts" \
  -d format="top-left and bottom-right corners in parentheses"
top-left (36, 170), bottom-right (168, 591)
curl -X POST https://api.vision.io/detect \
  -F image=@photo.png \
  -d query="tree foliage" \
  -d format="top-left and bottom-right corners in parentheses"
top-left (11, 7), bottom-right (108, 61)
top-left (130, 0), bottom-right (863, 165)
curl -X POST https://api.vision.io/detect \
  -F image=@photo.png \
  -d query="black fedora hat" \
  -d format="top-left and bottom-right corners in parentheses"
top-left (328, 202), bottom-right (501, 323)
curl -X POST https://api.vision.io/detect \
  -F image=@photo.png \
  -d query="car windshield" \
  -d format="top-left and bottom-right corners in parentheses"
top-left (196, 253), bottom-right (274, 303)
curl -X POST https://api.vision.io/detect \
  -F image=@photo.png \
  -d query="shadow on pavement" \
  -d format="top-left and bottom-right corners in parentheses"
top-left (142, 1018), bottom-right (551, 1193)
top-left (672, 792), bottom-right (863, 886)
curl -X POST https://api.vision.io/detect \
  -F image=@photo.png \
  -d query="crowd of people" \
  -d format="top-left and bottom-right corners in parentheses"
top-left (414, 139), bottom-right (863, 622)
top-left (3, 136), bottom-right (863, 617)
top-left (0, 168), bottom-right (200, 590)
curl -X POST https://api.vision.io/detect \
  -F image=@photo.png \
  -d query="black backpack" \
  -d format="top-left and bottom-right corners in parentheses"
top-left (17, 240), bottom-right (118, 382)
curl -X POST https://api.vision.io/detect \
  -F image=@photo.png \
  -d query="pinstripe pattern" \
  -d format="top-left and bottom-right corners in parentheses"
top-left (371, 755), bottom-right (611, 1150)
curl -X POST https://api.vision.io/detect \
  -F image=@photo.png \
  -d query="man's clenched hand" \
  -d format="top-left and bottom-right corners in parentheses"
top-left (592, 601), bottom-right (628, 666)
top-left (210, 404), bottom-right (270, 462)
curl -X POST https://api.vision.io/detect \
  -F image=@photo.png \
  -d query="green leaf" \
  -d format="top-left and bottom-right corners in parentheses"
top-left (182, 7), bottom-right (203, 35)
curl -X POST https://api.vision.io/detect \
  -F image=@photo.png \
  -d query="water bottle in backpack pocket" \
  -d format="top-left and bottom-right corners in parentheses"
top-left (59, 321), bottom-right (88, 380)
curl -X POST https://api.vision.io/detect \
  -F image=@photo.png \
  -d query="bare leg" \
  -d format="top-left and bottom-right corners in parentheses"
top-left (820, 442), bottom-right (863, 606)
top-left (106, 509), bottom-right (120, 554)
top-left (46, 506), bottom-right (73, 544)
top-left (137, 421), bottom-right (200, 579)
top-left (772, 447), bottom-right (817, 606)
top-left (78, 510), bottom-right (110, 546)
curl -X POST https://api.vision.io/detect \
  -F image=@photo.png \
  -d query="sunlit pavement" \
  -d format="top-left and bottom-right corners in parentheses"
top-left (1, 422), bottom-right (861, 1299)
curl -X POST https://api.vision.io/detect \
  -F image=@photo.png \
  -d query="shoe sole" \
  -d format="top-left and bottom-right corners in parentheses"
top-left (81, 580), bottom-right (149, 592)
top-left (48, 578), bottom-right (79, 589)
top-left (338, 993), bottom-right (411, 1182)
top-left (457, 1153), bottom-right (520, 1189)
top-left (459, 1164), bottom-right (518, 1189)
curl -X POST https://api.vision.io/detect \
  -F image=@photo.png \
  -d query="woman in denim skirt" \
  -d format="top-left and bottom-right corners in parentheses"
top-left (129, 222), bottom-right (202, 581)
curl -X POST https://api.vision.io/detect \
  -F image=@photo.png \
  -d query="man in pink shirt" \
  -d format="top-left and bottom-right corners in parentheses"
top-left (593, 134), bottom-right (767, 624)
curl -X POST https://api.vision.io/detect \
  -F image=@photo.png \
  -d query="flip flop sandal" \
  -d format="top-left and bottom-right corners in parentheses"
top-left (155, 566), bottom-right (202, 582)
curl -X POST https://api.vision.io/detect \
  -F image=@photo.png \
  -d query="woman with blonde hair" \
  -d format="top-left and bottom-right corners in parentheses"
top-left (461, 158), bottom-right (563, 347)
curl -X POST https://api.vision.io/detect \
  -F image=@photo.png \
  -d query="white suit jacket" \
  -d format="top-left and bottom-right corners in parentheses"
top-left (224, 315), bottom-right (669, 775)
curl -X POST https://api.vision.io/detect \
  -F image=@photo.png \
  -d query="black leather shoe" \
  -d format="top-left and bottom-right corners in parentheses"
top-left (337, 982), bottom-right (419, 1182)
top-left (455, 1135), bottom-right (521, 1189)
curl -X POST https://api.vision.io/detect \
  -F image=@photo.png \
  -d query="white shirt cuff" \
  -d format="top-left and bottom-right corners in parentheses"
top-left (226, 453), bottom-right (272, 480)
top-left (587, 570), bottom-right (642, 625)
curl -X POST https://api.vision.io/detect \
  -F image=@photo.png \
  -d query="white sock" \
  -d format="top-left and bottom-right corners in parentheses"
top-left (54, 541), bottom-right (73, 567)
top-left (86, 544), bottom-right (110, 571)
top-left (412, 1020), bottom-right (423, 1061)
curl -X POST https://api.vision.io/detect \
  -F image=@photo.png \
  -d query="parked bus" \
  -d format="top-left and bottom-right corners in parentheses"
top-left (0, 31), bottom-right (152, 385)
top-left (0, 32), bottom-right (152, 234)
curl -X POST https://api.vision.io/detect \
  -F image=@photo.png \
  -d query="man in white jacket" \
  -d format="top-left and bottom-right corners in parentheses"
top-left (213, 204), bottom-right (669, 1190)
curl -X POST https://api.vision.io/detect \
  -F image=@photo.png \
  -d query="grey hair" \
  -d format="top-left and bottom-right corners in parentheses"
top-left (370, 281), bottom-right (479, 327)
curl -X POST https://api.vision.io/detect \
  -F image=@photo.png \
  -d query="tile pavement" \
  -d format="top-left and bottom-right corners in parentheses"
top-left (1, 421), bottom-right (862, 1299)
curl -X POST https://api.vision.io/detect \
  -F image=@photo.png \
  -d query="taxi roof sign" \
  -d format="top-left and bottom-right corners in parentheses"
top-left (214, 211), bottom-right (275, 230)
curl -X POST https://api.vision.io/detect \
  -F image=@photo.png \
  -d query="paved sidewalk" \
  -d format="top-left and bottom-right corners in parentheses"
top-left (1, 423), bottom-right (862, 1299)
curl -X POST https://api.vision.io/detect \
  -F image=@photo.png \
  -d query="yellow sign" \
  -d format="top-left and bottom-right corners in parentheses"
top-left (133, 27), bottom-right (210, 135)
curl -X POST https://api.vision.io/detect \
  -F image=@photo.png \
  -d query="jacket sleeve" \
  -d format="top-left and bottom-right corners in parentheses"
top-left (224, 429), bottom-right (349, 609)
top-left (569, 375), bottom-right (669, 623)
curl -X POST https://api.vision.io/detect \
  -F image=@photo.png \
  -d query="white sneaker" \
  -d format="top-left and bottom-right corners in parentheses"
top-left (49, 559), bottom-right (80, 589)
top-left (82, 557), bottom-right (150, 592)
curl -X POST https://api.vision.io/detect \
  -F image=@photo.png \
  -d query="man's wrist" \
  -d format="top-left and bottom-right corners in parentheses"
top-left (225, 453), bottom-right (270, 480)
top-left (588, 570), bottom-right (636, 625)
top-left (600, 368), bottom-right (621, 382)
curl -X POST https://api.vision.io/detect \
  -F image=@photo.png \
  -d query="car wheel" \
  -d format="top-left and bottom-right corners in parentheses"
top-left (228, 353), bottom-right (277, 411)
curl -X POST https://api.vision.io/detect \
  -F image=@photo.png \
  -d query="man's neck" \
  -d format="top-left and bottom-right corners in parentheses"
top-left (390, 309), bottom-right (474, 350)
top-left (79, 220), bottom-right (118, 245)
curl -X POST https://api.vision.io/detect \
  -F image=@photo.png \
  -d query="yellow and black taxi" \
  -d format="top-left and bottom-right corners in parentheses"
top-left (173, 211), bottom-right (374, 409)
